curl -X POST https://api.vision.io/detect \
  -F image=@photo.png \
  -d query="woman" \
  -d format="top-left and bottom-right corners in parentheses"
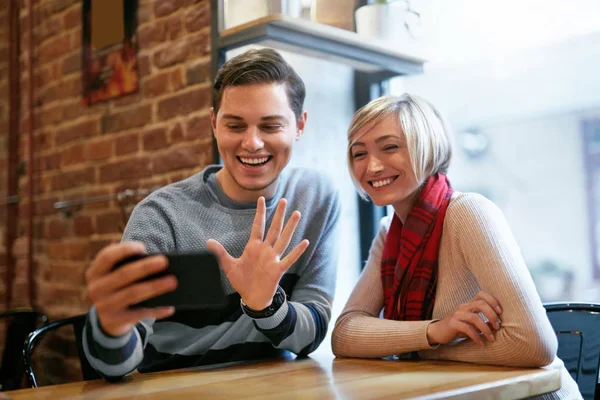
top-left (331, 94), bottom-right (580, 399)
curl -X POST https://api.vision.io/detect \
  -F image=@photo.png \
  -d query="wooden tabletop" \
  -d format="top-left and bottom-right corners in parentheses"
top-left (6, 354), bottom-right (560, 400)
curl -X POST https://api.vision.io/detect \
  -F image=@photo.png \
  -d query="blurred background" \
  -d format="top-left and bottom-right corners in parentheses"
top-left (0, 0), bottom-right (599, 386)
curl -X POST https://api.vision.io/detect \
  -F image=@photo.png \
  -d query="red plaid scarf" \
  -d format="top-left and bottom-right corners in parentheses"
top-left (381, 173), bottom-right (453, 321)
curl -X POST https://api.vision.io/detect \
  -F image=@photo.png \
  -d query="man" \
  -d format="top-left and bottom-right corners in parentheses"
top-left (82, 48), bottom-right (340, 378)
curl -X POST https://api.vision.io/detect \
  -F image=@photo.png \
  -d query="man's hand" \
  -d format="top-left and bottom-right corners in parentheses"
top-left (426, 291), bottom-right (503, 347)
top-left (85, 242), bottom-right (177, 336)
top-left (207, 197), bottom-right (309, 310)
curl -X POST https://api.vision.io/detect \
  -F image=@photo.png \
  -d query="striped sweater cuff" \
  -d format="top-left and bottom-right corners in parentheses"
top-left (253, 300), bottom-right (289, 330)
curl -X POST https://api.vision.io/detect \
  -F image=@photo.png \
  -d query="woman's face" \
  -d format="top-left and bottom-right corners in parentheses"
top-left (350, 115), bottom-right (422, 209)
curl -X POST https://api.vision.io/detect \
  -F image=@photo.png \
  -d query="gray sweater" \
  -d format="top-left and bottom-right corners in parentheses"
top-left (83, 165), bottom-right (340, 377)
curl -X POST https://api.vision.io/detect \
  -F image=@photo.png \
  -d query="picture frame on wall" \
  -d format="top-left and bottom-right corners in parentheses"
top-left (82, 0), bottom-right (139, 105)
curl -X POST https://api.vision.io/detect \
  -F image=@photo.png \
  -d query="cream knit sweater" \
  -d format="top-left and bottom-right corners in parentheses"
top-left (331, 192), bottom-right (581, 399)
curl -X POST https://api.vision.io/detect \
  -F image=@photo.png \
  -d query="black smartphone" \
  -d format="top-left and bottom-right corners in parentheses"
top-left (113, 252), bottom-right (228, 310)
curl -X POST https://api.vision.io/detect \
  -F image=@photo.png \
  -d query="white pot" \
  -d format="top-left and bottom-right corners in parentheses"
top-left (224, 0), bottom-right (303, 30)
top-left (355, 1), bottom-right (421, 49)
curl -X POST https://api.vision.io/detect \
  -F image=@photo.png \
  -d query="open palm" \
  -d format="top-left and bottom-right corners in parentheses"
top-left (207, 197), bottom-right (309, 310)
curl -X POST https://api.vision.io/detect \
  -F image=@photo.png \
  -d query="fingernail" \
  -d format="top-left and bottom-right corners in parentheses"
top-left (496, 306), bottom-right (502, 314)
top-left (133, 242), bottom-right (145, 252)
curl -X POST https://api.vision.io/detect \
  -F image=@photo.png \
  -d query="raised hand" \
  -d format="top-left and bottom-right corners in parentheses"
top-left (426, 291), bottom-right (503, 347)
top-left (207, 197), bottom-right (309, 311)
top-left (86, 242), bottom-right (177, 336)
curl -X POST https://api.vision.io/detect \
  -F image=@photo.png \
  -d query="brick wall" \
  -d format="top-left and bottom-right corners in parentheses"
top-left (0, 2), bottom-right (9, 308)
top-left (3, 0), bottom-right (213, 385)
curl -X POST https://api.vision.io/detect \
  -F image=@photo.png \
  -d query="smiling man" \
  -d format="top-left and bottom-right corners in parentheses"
top-left (82, 48), bottom-right (341, 378)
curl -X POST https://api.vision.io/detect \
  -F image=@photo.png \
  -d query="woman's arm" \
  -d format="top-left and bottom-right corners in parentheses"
top-left (419, 193), bottom-right (557, 367)
top-left (332, 217), bottom-right (437, 358)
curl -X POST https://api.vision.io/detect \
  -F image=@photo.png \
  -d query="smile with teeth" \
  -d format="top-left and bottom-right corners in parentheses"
top-left (238, 156), bottom-right (271, 166)
top-left (370, 176), bottom-right (398, 188)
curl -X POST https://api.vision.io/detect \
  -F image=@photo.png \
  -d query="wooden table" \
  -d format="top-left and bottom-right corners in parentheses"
top-left (5, 354), bottom-right (560, 399)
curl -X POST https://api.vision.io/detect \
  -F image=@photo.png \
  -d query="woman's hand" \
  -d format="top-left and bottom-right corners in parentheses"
top-left (207, 197), bottom-right (309, 310)
top-left (426, 291), bottom-right (503, 347)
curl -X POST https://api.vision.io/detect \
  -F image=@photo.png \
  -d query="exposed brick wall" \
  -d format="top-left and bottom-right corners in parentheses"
top-left (0, 0), bottom-right (9, 359)
top-left (2, 0), bottom-right (213, 385)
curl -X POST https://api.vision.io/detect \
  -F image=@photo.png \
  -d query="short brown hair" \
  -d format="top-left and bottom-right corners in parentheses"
top-left (212, 48), bottom-right (306, 121)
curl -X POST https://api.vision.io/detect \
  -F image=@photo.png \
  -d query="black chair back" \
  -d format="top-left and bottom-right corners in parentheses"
top-left (24, 314), bottom-right (100, 388)
top-left (0, 308), bottom-right (47, 391)
top-left (544, 302), bottom-right (600, 400)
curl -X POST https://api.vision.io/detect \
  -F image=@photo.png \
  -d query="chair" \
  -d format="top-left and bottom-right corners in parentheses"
top-left (544, 302), bottom-right (600, 400)
top-left (24, 314), bottom-right (101, 388)
top-left (0, 308), bottom-right (47, 391)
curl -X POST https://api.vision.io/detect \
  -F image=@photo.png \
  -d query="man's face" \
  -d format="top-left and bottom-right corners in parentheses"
top-left (211, 83), bottom-right (306, 203)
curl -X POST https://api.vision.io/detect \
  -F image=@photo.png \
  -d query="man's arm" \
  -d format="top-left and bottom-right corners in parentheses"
top-left (83, 194), bottom-right (176, 378)
top-left (250, 190), bottom-right (341, 356)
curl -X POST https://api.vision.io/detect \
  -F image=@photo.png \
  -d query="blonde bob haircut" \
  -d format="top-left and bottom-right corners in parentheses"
top-left (347, 93), bottom-right (453, 200)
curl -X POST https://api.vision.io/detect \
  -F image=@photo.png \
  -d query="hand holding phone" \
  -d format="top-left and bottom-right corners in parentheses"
top-left (85, 242), bottom-right (177, 336)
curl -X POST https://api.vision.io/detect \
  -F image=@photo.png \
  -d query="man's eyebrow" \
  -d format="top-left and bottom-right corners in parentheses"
top-left (221, 114), bottom-right (244, 120)
top-left (260, 115), bottom-right (287, 122)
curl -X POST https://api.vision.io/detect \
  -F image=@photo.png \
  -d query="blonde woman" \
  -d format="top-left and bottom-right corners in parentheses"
top-left (331, 94), bottom-right (580, 399)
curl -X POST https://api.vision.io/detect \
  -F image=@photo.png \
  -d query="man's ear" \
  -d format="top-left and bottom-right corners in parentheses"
top-left (296, 110), bottom-right (308, 141)
top-left (210, 108), bottom-right (217, 136)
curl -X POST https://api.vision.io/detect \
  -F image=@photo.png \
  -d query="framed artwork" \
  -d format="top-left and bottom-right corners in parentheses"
top-left (82, 0), bottom-right (139, 105)
top-left (582, 119), bottom-right (600, 279)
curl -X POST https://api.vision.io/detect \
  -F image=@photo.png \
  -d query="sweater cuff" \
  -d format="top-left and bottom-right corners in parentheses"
top-left (253, 300), bottom-right (289, 330)
top-left (89, 306), bottom-right (133, 349)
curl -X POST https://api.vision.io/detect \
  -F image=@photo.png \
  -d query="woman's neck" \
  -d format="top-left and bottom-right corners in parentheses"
top-left (393, 187), bottom-right (422, 224)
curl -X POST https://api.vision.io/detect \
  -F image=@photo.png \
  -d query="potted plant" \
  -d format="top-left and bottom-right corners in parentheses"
top-left (355, 0), bottom-right (421, 48)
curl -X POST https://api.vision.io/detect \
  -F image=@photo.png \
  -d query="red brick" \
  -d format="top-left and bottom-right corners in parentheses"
top-left (112, 93), bottom-right (142, 108)
top-left (89, 239), bottom-right (113, 258)
top-left (170, 123), bottom-right (183, 142)
top-left (184, 1), bottom-right (209, 32)
top-left (138, 55), bottom-right (151, 77)
top-left (170, 68), bottom-right (184, 90)
top-left (138, 3), bottom-right (152, 24)
top-left (152, 145), bottom-right (204, 173)
top-left (142, 72), bottom-right (169, 97)
top-left (61, 143), bottom-right (85, 166)
top-left (36, 130), bottom-right (54, 151)
top-left (39, 16), bottom-right (62, 42)
top-left (187, 30), bottom-right (210, 59)
top-left (101, 104), bottom-right (152, 133)
top-left (165, 14), bottom-right (182, 40)
top-left (186, 61), bottom-right (209, 85)
top-left (154, 0), bottom-right (185, 17)
top-left (61, 52), bottom-right (81, 75)
top-left (40, 152), bottom-right (61, 171)
top-left (70, 28), bottom-right (82, 49)
top-left (73, 215), bottom-right (93, 236)
top-left (47, 242), bottom-right (90, 261)
top-left (42, 261), bottom-right (86, 286)
top-left (41, 104), bottom-right (64, 126)
top-left (38, 283), bottom-right (84, 307)
top-left (153, 41), bottom-right (188, 68)
top-left (54, 0), bottom-right (79, 12)
top-left (99, 157), bottom-right (152, 183)
top-left (115, 132), bottom-right (139, 156)
top-left (157, 87), bottom-right (210, 120)
top-left (138, 23), bottom-right (165, 48)
top-left (63, 4), bottom-right (80, 29)
top-left (51, 167), bottom-right (95, 191)
top-left (39, 34), bottom-right (70, 64)
top-left (47, 219), bottom-right (70, 238)
top-left (55, 120), bottom-right (98, 145)
top-left (143, 127), bottom-right (168, 150)
top-left (85, 139), bottom-right (113, 161)
top-left (186, 115), bottom-right (211, 140)
top-left (95, 211), bottom-right (123, 234)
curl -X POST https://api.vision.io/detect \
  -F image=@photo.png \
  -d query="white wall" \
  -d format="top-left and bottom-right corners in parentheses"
top-left (395, 32), bottom-right (600, 302)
